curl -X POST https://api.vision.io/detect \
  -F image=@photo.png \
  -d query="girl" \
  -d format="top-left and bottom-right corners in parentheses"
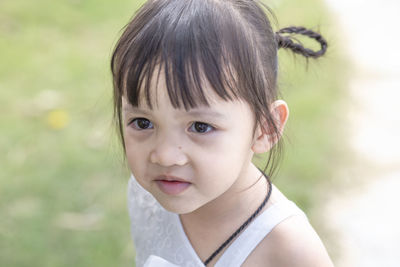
top-left (111, 0), bottom-right (333, 266)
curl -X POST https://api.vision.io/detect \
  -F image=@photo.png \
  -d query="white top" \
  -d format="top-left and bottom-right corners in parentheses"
top-left (127, 176), bottom-right (308, 267)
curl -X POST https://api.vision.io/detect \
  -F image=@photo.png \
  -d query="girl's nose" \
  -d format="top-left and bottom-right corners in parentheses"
top-left (149, 136), bottom-right (188, 167)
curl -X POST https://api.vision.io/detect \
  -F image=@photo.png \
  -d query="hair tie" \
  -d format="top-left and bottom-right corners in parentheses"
top-left (275, 26), bottom-right (327, 58)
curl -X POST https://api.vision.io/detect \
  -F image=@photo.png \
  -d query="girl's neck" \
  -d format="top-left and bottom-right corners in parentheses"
top-left (179, 163), bottom-right (269, 230)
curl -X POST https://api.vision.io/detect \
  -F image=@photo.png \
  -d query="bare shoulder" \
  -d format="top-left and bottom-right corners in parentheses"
top-left (243, 215), bottom-right (334, 267)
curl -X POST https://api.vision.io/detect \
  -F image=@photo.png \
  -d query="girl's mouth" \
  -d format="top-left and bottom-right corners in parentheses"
top-left (155, 180), bottom-right (191, 195)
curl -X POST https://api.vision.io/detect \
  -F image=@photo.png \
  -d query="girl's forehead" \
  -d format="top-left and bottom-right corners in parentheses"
top-left (122, 72), bottom-right (250, 116)
top-left (125, 66), bottom-right (234, 110)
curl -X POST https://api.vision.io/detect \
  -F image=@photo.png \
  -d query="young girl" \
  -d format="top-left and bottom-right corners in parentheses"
top-left (111, 0), bottom-right (333, 266)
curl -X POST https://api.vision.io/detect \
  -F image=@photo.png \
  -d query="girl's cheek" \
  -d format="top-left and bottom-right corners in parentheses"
top-left (188, 131), bottom-right (221, 146)
top-left (124, 127), bottom-right (153, 143)
top-left (188, 133), bottom-right (232, 154)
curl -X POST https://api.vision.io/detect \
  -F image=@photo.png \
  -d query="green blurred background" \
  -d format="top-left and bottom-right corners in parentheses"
top-left (0, 0), bottom-right (348, 266)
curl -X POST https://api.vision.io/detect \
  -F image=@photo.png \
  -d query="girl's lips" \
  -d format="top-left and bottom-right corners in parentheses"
top-left (155, 180), bottom-right (191, 195)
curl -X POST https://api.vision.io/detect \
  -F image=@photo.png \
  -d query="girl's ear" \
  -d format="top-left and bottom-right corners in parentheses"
top-left (251, 100), bottom-right (289, 154)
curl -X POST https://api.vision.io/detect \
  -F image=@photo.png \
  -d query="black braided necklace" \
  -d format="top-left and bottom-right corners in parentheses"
top-left (203, 172), bottom-right (272, 266)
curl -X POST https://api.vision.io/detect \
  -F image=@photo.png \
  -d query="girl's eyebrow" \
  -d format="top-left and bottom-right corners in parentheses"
top-left (124, 105), bottom-right (227, 120)
top-left (185, 110), bottom-right (227, 120)
top-left (123, 106), bottom-right (151, 115)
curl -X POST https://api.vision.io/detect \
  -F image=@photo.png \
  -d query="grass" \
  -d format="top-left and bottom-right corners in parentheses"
top-left (270, 0), bottom-right (349, 214)
top-left (0, 0), bottom-right (347, 266)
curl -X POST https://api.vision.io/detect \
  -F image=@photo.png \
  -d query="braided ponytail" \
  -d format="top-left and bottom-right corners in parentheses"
top-left (275, 26), bottom-right (327, 58)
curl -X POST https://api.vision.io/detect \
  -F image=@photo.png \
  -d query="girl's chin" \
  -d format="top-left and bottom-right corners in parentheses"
top-left (155, 197), bottom-right (202, 215)
top-left (161, 203), bottom-right (197, 214)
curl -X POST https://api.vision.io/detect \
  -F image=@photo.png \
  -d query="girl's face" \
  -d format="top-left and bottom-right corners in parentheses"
top-left (122, 74), bottom-right (260, 214)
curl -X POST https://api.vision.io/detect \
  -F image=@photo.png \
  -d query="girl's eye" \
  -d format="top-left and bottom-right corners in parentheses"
top-left (189, 122), bottom-right (214, 134)
top-left (129, 118), bottom-right (154, 130)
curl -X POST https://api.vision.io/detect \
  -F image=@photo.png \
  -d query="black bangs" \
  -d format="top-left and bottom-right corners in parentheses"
top-left (112, 0), bottom-right (266, 111)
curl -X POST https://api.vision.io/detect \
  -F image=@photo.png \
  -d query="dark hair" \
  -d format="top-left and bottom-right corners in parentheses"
top-left (111, 0), bottom-right (327, 177)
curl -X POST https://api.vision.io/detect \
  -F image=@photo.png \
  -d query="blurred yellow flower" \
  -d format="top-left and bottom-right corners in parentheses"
top-left (46, 109), bottom-right (69, 129)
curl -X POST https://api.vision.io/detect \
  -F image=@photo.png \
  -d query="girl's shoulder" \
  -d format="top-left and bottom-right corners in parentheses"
top-left (253, 215), bottom-right (334, 266)
top-left (243, 186), bottom-right (334, 267)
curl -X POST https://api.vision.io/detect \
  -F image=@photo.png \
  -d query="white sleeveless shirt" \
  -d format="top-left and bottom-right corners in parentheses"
top-left (127, 176), bottom-right (308, 267)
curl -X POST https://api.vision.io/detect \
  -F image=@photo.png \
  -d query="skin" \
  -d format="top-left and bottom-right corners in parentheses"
top-left (122, 71), bottom-right (333, 266)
